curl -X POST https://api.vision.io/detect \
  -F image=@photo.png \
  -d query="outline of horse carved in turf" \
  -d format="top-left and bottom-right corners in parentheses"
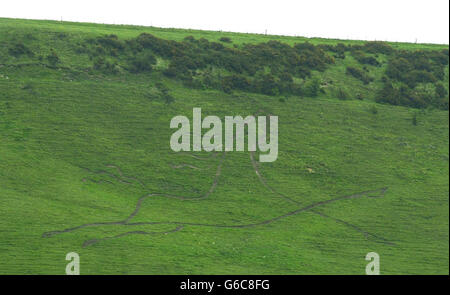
top-left (42, 151), bottom-right (393, 247)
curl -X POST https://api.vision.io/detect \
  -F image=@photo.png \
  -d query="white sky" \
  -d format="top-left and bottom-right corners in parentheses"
top-left (1, 0), bottom-right (449, 44)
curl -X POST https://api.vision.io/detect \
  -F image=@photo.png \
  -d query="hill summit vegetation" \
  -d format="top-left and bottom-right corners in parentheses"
top-left (3, 24), bottom-right (449, 109)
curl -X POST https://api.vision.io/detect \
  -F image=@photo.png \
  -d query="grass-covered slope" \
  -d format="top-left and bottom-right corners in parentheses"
top-left (0, 18), bottom-right (448, 274)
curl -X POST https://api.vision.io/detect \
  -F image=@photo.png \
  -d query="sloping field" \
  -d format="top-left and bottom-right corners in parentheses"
top-left (0, 18), bottom-right (448, 274)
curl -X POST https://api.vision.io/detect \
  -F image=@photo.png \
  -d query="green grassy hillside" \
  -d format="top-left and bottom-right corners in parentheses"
top-left (0, 18), bottom-right (448, 274)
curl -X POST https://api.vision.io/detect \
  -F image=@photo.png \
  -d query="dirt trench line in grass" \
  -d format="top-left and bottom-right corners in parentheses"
top-left (42, 151), bottom-right (393, 247)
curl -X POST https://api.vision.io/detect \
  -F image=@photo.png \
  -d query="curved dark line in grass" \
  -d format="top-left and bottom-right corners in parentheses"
top-left (313, 211), bottom-right (395, 245)
top-left (170, 164), bottom-right (203, 170)
top-left (124, 188), bottom-right (388, 229)
top-left (104, 164), bottom-right (146, 188)
top-left (42, 153), bottom-right (225, 238)
top-left (82, 226), bottom-right (184, 247)
top-left (79, 166), bottom-right (142, 187)
top-left (43, 150), bottom-right (392, 247)
top-left (250, 152), bottom-right (393, 245)
top-left (250, 151), bottom-right (300, 205)
top-left (43, 187), bottom-right (387, 241)
top-left (42, 221), bottom-right (123, 238)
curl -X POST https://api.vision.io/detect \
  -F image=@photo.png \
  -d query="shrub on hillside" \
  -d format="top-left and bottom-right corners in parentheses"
top-left (225, 74), bottom-right (251, 91)
top-left (127, 52), bottom-right (156, 73)
top-left (435, 83), bottom-right (448, 99)
top-left (376, 80), bottom-right (444, 109)
top-left (135, 33), bottom-right (179, 58)
top-left (336, 88), bottom-right (349, 100)
top-left (412, 112), bottom-right (418, 126)
top-left (8, 43), bottom-right (34, 57)
top-left (219, 37), bottom-right (232, 43)
top-left (352, 50), bottom-right (380, 66)
top-left (252, 74), bottom-right (280, 96)
top-left (386, 50), bottom-right (448, 88)
top-left (436, 97), bottom-right (449, 110)
top-left (303, 78), bottom-right (321, 97)
top-left (93, 57), bottom-right (118, 73)
top-left (362, 41), bottom-right (394, 55)
top-left (346, 66), bottom-right (374, 84)
top-left (369, 105), bottom-right (378, 114)
top-left (279, 72), bottom-right (293, 83)
top-left (21, 82), bottom-right (36, 95)
top-left (319, 43), bottom-right (348, 59)
top-left (46, 49), bottom-right (60, 66)
top-left (96, 35), bottom-right (124, 51)
top-left (402, 70), bottom-right (437, 88)
top-left (155, 82), bottom-right (175, 104)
